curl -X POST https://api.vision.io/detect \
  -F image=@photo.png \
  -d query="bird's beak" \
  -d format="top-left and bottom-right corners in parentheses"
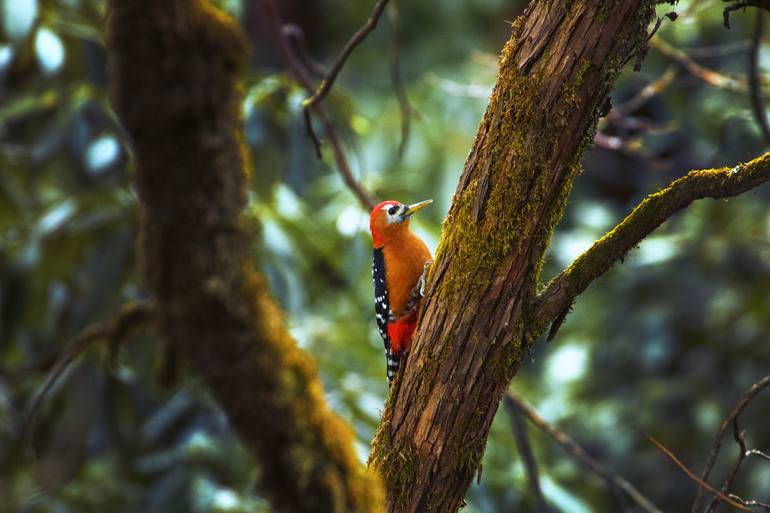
top-left (404, 199), bottom-right (433, 217)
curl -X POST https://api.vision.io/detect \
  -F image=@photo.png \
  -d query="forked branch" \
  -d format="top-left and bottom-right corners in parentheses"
top-left (262, 0), bottom-right (377, 210)
top-left (692, 375), bottom-right (770, 513)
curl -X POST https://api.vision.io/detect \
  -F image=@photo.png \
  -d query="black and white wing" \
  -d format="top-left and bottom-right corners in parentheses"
top-left (372, 248), bottom-right (398, 382)
top-left (372, 248), bottom-right (390, 346)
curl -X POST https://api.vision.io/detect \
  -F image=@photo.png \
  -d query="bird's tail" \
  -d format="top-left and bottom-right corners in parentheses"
top-left (386, 350), bottom-right (401, 385)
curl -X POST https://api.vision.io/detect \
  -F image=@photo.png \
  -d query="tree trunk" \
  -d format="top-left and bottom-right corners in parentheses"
top-left (369, 2), bottom-right (656, 511)
top-left (106, 2), bottom-right (383, 512)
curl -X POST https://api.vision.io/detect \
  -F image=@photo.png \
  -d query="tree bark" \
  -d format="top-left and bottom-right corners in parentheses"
top-left (369, 2), bottom-right (657, 511)
top-left (106, 2), bottom-right (383, 512)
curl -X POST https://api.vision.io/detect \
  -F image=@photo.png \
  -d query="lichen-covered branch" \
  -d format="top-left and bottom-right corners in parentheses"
top-left (106, 1), bottom-right (383, 512)
top-left (532, 151), bottom-right (770, 334)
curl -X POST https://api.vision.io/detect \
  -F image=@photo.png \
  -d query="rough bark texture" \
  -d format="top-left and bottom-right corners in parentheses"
top-left (369, 2), bottom-right (657, 512)
top-left (106, 2), bottom-right (384, 512)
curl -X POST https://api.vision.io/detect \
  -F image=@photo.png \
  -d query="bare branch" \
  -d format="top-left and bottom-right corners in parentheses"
top-left (728, 496), bottom-right (770, 512)
top-left (506, 393), bottom-right (664, 513)
top-left (748, 11), bottom-right (770, 145)
top-left (692, 375), bottom-right (770, 513)
top-left (647, 11), bottom-right (678, 42)
top-left (503, 395), bottom-right (551, 513)
top-left (302, 0), bottom-right (391, 149)
top-left (704, 421), bottom-right (749, 513)
top-left (746, 449), bottom-right (770, 462)
top-left (723, 1), bottom-right (770, 29)
top-left (281, 23), bottom-right (327, 77)
top-left (610, 67), bottom-right (677, 118)
top-left (651, 38), bottom-right (750, 95)
top-left (262, 0), bottom-right (377, 211)
top-left (640, 431), bottom-right (754, 512)
top-left (22, 301), bottom-right (153, 454)
top-left (532, 151), bottom-right (770, 335)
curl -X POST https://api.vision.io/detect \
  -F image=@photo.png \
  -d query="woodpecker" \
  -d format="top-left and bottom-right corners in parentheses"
top-left (370, 199), bottom-right (433, 384)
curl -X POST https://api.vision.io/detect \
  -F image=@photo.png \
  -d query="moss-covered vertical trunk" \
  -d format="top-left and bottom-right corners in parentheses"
top-left (369, 1), bottom-right (656, 511)
top-left (107, 1), bottom-right (383, 512)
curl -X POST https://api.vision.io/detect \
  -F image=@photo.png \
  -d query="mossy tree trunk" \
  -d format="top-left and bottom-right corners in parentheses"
top-left (369, 2), bottom-right (657, 511)
top-left (106, 2), bottom-right (384, 512)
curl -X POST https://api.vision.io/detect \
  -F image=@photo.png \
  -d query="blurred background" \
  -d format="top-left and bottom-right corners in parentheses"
top-left (1, 0), bottom-right (769, 512)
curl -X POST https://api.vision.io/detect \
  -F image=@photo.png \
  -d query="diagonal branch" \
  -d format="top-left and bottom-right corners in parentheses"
top-left (640, 432), bottom-right (754, 512)
top-left (263, 0), bottom-right (377, 211)
top-left (651, 39), bottom-right (751, 95)
top-left (301, 0), bottom-right (391, 154)
top-left (504, 395), bottom-right (552, 513)
top-left (506, 393), bottom-right (664, 513)
top-left (532, 151), bottom-right (770, 334)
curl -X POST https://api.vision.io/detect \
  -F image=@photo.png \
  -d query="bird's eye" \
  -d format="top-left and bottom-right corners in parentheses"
top-left (388, 206), bottom-right (398, 215)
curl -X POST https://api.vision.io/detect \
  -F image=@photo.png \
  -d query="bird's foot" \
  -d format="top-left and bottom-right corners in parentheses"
top-left (418, 260), bottom-right (433, 297)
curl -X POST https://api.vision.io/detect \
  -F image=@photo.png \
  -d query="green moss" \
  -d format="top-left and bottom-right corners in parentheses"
top-left (368, 426), bottom-right (418, 511)
top-left (433, 70), bottom-right (548, 302)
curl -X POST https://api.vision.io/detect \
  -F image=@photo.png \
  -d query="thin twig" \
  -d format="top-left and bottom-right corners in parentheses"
top-left (723, 1), bottom-right (770, 29)
top-left (640, 431), bottom-right (754, 512)
top-left (504, 395), bottom-right (551, 513)
top-left (704, 423), bottom-right (749, 513)
top-left (684, 40), bottom-right (751, 58)
top-left (262, 0), bottom-right (377, 210)
top-left (387, 1), bottom-right (412, 160)
top-left (611, 67), bottom-right (677, 118)
top-left (647, 11), bottom-right (678, 42)
top-left (651, 38), bottom-right (750, 95)
top-left (506, 393), bottom-right (664, 513)
top-left (281, 23), bottom-right (327, 77)
top-left (748, 11), bottom-right (770, 146)
top-left (728, 495), bottom-right (770, 511)
top-left (691, 376), bottom-right (770, 513)
top-left (595, 67), bottom-right (677, 161)
top-left (302, 0), bottom-right (392, 153)
top-left (22, 301), bottom-right (153, 456)
top-left (746, 449), bottom-right (770, 462)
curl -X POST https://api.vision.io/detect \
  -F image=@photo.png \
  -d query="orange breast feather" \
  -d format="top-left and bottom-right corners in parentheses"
top-left (382, 232), bottom-right (432, 316)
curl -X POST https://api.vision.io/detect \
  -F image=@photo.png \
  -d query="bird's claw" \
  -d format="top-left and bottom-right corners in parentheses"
top-left (418, 260), bottom-right (433, 297)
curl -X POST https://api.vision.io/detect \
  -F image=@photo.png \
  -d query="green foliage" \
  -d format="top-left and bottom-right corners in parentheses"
top-left (1, 0), bottom-right (769, 512)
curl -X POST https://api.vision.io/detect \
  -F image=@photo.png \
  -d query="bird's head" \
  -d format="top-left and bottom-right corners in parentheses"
top-left (369, 199), bottom-right (432, 248)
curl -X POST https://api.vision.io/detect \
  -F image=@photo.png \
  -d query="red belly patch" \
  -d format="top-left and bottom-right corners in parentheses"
top-left (387, 310), bottom-right (418, 354)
